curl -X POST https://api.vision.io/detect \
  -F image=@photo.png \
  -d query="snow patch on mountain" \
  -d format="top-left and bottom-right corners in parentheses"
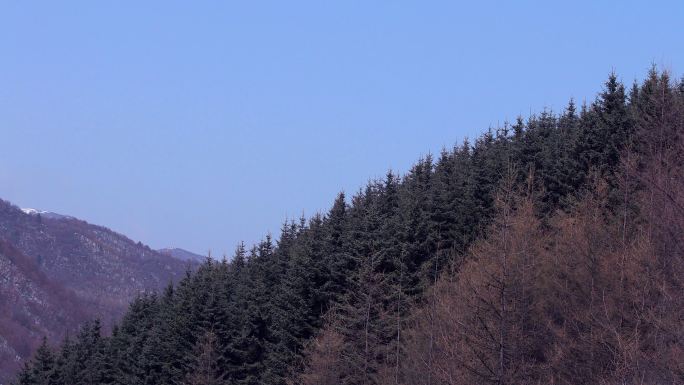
top-left (20, 208), bottom-right (45, 215)
top-left (21, 208), bottom-right (73, 220)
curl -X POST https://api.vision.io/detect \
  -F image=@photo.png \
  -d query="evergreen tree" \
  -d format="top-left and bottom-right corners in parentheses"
top-left (31, 338), bottom-right (57, 385)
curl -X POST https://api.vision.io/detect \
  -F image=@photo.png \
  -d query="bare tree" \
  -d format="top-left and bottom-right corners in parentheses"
top-left (184, 331), bottom-right (221, 385)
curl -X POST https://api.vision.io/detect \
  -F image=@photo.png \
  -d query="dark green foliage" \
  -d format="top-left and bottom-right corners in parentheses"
top-left (16, 68), bottom-right (682, 385)
top-left (17, 338), bottom-right (57, 385)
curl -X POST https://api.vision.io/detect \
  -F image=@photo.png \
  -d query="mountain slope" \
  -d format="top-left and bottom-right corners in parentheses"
top-left (158, 247), bottom-right (205, 262)
top-left (0, 200), bottom-right (192, 383)
top-left (0, 240), bottom-right (89, 380)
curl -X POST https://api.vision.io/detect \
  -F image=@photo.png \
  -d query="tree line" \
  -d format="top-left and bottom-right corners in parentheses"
top-left (15, 67), bottom-right (684, 385)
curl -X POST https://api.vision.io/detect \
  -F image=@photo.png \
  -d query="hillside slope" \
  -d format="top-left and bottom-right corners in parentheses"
top-left (158, 247), bottom-right (205, 262)
top-left (0, 200), bottom-right (191, 383)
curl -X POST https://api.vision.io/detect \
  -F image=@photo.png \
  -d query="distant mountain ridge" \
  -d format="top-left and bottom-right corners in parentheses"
top-left (158, 247), bottom-right (206, 262)
top-left (0, 199), bottom-right (195, 384)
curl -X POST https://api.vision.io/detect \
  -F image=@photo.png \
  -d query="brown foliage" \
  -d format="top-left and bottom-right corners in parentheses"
top-left (292, 70), bottom-right (684, 385)
top-left (400, 175), bottom-right (551, 385)
top-left (400, 168), bottom-right (683, 385)
top-left (292, 326), bottom-right (346, 385)
top-left (184, 331), bottom-right (222, 385)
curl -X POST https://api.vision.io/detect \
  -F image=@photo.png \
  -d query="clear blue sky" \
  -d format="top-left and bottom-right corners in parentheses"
top-left (1, 1), bottom-right (682, 256)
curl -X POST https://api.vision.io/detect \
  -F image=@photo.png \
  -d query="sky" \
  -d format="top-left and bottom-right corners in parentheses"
top-left (1, 1), bottom-right (683, 256)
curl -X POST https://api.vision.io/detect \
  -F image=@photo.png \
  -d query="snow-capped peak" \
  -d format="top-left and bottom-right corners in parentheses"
top-left (21, 208), bottom-right (48, 215)
top-left (21, 207), bottom-right (73, 220)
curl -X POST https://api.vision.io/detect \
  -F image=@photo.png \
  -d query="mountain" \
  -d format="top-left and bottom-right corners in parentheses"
top-left (158, 247), bottom-right (205, 262)
top-left (0, 200), bottom-right (193, 384)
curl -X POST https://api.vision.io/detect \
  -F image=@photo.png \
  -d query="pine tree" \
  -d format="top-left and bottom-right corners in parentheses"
top-left (30, 338), bottom-right (57, 385)
top-left (321, 192), bottom-right (353, 307)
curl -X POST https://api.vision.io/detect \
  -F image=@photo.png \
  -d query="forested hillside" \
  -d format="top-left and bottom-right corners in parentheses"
top-left (0, 203), bottom-right (192, 384)
top-left (15, 68), bottom-right (684, 385)
top-left (0, 240), bottom-right (89, 382)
